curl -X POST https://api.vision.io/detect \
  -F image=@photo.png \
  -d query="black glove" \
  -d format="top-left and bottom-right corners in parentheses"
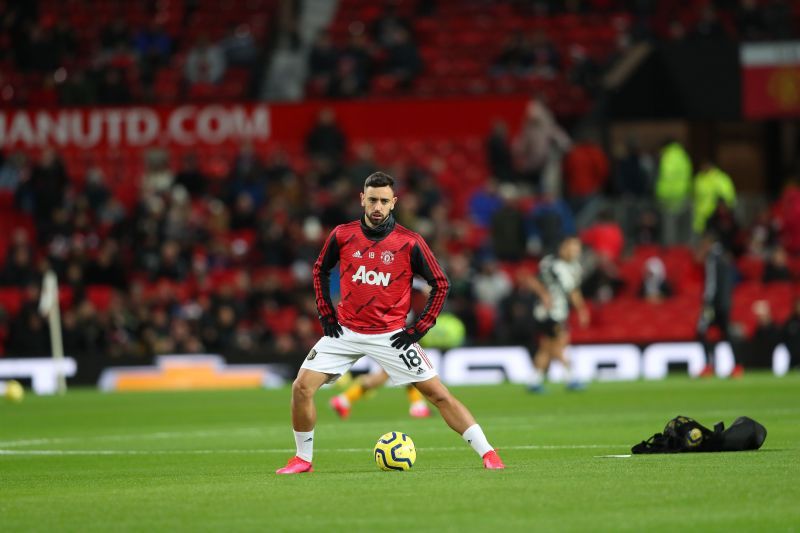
top-left (320, 315), bottom-right (343, 338)
top-left (390, 327), bottom-right (424, 351)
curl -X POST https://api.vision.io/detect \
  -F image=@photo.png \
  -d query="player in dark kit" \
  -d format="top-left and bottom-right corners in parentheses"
top-left (276, 172), bottom-right (505, 473)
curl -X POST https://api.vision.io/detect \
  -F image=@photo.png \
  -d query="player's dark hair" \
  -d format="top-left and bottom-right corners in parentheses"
top-left (364, 172), bottom-right (395, 190)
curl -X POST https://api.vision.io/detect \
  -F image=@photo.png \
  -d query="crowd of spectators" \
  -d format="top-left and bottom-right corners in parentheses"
top-left (2, 99), bottom-right (800, 380)
top-left (0, 1), bottom-right (263, 107)
top-left (307, 5), bottom-right (423, 98)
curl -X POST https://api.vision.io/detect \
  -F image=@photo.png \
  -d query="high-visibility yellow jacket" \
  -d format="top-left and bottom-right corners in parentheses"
top-left (693, 166), bottom-right (736, 233)
top-left (655, 142), bottom-right (693, 210)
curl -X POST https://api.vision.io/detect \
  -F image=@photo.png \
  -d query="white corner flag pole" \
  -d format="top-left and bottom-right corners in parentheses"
top-left (39, 270), bottom-right (66, 395)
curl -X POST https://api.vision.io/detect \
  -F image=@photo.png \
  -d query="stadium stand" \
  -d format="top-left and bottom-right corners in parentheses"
top-left (1, 0), bottom-right (799, 381)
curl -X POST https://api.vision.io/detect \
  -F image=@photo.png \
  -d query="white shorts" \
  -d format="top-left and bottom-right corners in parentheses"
top-left (301, 326), bottom-right (438, 386)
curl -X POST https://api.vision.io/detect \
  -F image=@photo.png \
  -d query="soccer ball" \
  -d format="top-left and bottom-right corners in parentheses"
top-left (5, 380), bottom-right (24, 403)
top-left (374, 432), bottom-right (416, 471)
top-left (685, 427), bottom-right (704, 448)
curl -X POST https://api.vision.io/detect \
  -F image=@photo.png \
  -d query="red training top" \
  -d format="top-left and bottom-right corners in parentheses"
top-left (313, 215), bottom-right (449, 334)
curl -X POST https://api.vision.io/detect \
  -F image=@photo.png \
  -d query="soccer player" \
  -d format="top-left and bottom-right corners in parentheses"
top-left (276, 172), bottom-right (504, 473)
top-left (524, 236), bottom-right (589, 393)
top-left (330, 370), bottom-right (431, 419)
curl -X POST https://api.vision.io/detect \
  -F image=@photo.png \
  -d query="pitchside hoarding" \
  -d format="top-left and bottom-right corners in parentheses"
top-left (2, 343), bottom-right (791, 394)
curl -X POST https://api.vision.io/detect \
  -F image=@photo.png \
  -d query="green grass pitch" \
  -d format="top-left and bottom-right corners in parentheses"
top-left (1, 374), bottom-right (799, 532)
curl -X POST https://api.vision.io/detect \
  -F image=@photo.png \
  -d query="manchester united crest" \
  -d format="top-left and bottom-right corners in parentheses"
top-left (381, 250), bottom-right (394, 265)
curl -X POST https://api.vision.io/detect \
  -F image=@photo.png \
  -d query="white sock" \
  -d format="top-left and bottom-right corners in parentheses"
top-left (529, 369), bottom-right (544, 387)
top-left (293, 430), bottom-right (314, 462)
top-left (462, 424), bottom-right (493, 457)
top-left (562, 364), bottom-right (573, 382)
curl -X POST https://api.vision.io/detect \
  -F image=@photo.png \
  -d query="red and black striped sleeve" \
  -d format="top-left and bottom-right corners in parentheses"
top-left (409, 235), bottom-right (450, 334)
top-left (313, 228), bottom-right (340, 320)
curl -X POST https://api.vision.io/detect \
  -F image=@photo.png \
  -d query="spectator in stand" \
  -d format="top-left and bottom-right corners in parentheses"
top-left (527, 193), bottom-right (576, 256)
top-left (693, 159), bottom-right (736, 235)
top-left (141, 148), bottom-right (174, 197)
top-left (85, 240), bottom-right (127, 289)
top-left (305, 107), bottom-right (347, 169)
top-left (468, 178), bottom-right (504, 229)
top-left (513, 100), bottom-right (571, 193)
top-left (156, 240), bottom-right (188, 281)
top-left (0, 230), bottom-right (37, 287)
top-left (497, 270), bottom-right (539, 346)
top-left (29, 149), bottom-right (69, 240)
top-left (777, 178), bottom-right (800, 254)
top-left (24, 24), bottom-right (60, 72)
top-left (372, 3), bottom-right (411, 47)
top-left (174, 152), bottom-right (208, 199)
top-left (612, 137), bottom-right (657, 244)
top-left (638, 256), bottom-right (674, 303)
top-left (762, 246), bottom-right (793, 283)
top-left (747, 208), bottom-right (781, 258)
top-left (307, 31), bottom-right (339, 95)
top-left (491, 32), bottom-right (533, 76)
top-left (384, 26), bottom-right (423, 88)
top-left (101, 17), bottom-right (131, 51)
top-left (59, 70), bottom-right (97, 106)
top-left (230, 192), bottom-right (259, 231)
top-left (334, 30), bottom-right (373, 97)
top-left (185, 34), bottom-right (227, 85)
top-left (221, 23), bottom-right (258, 67)
top-left (783, 298), bottom-right (800, 368)
top-left (53, 18), bottom-right (78, 62)
top-left (528, 28), bottom-right (560, 78)
top-left (613, 137), bottom-right (655, 199)
top-left (83, 166), bottom-right (110, 212)
top-left (228, 142), bottom-right (266, 208)
top-left (690, 5), bottom-right (729, 41)
top-left (486, 121), bottom-right (515, 183)
top-left (347, 143), bottom-right (379, 189)
top-left (581, 245), bottom-right (624, 304)
top-left (580, 209), bottom-right (624, 262)
top-left (473, 258), bottom-right (513, 311)
top-left (562, 132), bottom-right (609, 218)
top-left (6, 296), bottom-right (50, 356)
top-left (568, 44), bottom-right (605, 96)
top-left (96, 68), bottom-right (132, 105)
top-left (490, 184), bottom-right (527, 262)
top-left (743, 300), bottom-right (782, 369)
top-left (580, 209), bottom-right (625, 303)
top-left (133, 19), bottom-right (173, 86)
top-left (655, 138), bottom-right (692, 245)
top-left (0, 151), bottom-right (27, 195)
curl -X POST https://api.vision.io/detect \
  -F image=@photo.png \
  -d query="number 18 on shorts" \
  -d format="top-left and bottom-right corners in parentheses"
top-left (302, 326), bottom-right (438, 385)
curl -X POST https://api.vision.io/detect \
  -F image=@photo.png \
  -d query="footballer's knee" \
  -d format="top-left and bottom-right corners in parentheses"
top-left (291, 377), bottom-right (317, 402)
top-left (419, 386), bottom-right (452, 407)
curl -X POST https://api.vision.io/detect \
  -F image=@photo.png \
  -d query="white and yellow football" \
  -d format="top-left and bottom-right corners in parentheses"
top-left (374, 431), bottom-right (416, 471)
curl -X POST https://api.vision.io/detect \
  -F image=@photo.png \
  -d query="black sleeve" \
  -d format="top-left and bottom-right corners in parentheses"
top-left (409, 239), bottom-right (450, 334)
top-left (312, 230), bottom-right (340, 319)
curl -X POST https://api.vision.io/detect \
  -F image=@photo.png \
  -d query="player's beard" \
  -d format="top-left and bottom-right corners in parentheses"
top-left (368, 210), bottom-right (387, 226)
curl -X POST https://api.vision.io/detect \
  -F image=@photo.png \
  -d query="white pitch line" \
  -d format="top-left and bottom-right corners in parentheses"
top-left (0, 444), bottom-right (626, 456)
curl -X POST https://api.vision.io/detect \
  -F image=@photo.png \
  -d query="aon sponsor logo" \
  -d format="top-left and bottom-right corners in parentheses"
top-left (352, 265), bottom-right (391, 286)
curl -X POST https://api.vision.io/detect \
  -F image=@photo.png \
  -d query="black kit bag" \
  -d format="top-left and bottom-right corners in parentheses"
top-left (631, 415), bottom-right (767, 454)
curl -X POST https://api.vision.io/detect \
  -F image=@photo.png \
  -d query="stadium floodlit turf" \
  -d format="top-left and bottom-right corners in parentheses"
top-left (1, 374), bottom-right (798, 532)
